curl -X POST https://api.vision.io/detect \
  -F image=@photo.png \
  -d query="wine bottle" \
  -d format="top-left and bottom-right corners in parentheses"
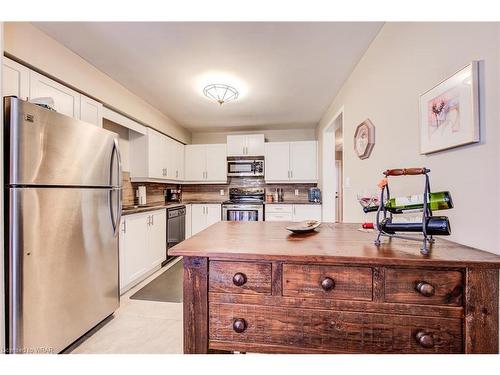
top-left (380, 216), bottom-right (451, 236)
top-left (363, 191), bottom-right (453, 214)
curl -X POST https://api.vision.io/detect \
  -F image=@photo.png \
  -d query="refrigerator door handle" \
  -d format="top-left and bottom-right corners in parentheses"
top-left (110, 138), bottom-right (123, 237)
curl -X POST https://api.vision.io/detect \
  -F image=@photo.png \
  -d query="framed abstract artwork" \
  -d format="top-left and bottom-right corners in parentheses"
top-left (354, 119), bottom-right (375, 159)
top-left (419, 61), bottom-right (480, 154)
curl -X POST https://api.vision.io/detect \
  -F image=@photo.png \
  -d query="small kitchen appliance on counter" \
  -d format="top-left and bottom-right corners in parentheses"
top-left (165, 188), bottom-right (182, 202)
top-left (308, 187), bottom-right (321, 202)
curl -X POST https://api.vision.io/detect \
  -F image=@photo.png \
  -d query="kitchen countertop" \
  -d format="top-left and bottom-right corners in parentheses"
top-left (122, 200), bottom-right (225, 215)
top-left (264, 201), bottom-right (322, 205)
top-left (169, 221), bottom-right (500, 268)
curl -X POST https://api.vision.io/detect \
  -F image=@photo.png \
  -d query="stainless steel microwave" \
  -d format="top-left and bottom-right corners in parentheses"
top-left (227, 158), bottom-right (264, 177)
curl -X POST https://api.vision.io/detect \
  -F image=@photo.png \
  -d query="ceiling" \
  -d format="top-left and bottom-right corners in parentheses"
top-left (34, 22), bottom-right (382, 132)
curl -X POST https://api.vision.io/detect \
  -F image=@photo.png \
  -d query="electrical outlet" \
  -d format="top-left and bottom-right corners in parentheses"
top-left (220, 189), bottom-right (225, 196)
top-left (294, 189), bottom-right (299, 196)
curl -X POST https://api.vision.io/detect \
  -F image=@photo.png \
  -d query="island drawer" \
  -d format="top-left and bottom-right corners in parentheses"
top-left (209, 303), bottom-right (463, 353)
top-left (384, 268), bottom-right (463, 306)
top-left (209, 261), bottom-right (272, 295)
top-left (282, 264), bottom-right (373, 301)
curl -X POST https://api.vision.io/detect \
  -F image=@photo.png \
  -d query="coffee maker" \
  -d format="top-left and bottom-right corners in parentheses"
top-left (165, 188), bottom-right (182, 202)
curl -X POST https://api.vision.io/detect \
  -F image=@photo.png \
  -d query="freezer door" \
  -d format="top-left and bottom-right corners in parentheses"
top-left (8, 187), bottom-right (119, 354)
top-left (5, 97), bottom-right (121, 187)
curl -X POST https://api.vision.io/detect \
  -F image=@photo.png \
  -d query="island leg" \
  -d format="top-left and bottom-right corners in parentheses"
top-left (464, 268), bottom-right (499, 353)
top-left (183, 257), bottom-right (209, 354)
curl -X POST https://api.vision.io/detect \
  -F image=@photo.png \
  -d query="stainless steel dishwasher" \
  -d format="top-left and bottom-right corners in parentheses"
top-left (165, 205), bottom-right (186, 264)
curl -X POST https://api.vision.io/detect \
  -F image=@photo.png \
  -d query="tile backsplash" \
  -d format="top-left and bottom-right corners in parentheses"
top-left (122, 173), bottom-right (318, 206)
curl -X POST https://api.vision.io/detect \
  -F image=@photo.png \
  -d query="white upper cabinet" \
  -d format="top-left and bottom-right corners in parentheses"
top-left (227, 134), bottom-right (265, 156)
top-left (130, 128), bottom-right (184, 182)
top-left (289, 141), bottom-right (318, 181)
top-left (265, 142), bottom-right (290, 182)
top-left (265, 141), bottom-right (318, 183)
top-left (185, 144), bottom-right (227, 183)
top-left (3, 58), bottom-right (103, 127)
top-left (80, 95), bottom-right (103, 127)
top-left (29, 71), bottom-right (81, 118)
top-left (205, 144), bottom-right (227, 182)
top-left (2, 57), bottom-right (29, 99)
top-left (185, 144), bottom-right (206, 181)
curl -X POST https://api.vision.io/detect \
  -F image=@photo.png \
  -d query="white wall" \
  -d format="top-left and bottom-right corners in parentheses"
top-left (318, 22), bottom-right (500, 254)
top-left (4, 22), bottom-right (191, 144)
top-left (1, 21), bottom-right (5, 353)
top-left (192, 127), bottom-right (316, 144)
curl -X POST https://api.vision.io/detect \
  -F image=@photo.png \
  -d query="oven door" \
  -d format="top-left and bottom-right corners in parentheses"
top-left (222, 204), bottom-right (263, 221)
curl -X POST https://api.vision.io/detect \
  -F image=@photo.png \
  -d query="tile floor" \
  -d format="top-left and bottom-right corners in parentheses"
top-left (70, 258), bottom-right (183, 354)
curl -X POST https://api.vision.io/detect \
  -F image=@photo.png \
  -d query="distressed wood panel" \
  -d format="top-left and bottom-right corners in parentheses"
top-left (183, 257), bottom-right (208, 354)
top-left (385, 268), bottom-right (463, 306)
top-left (209, 261), bottom-right (272, 295)
top-left (283, 264), bottom-right (373, 301)
top-left (209, 303), bottom-right (463, 354)
top-left (465, 268), bottom-right (499, 354)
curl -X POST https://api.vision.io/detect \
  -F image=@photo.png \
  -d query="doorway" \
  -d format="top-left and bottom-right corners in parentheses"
top-left (321, 108), bottom-right (344, 223)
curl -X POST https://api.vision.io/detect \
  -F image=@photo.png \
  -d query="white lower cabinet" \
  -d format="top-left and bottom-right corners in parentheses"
top-left (119, 209), bottom-right (166, 295)
top-left (191, 204), bottom-right (221, 235)
top-left (185, 204), bottom-right (192, 239)
top-left (265, 204), bottom-right (322, 222)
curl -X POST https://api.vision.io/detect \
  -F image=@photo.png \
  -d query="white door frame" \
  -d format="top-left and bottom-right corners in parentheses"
top-left (321, 107), bottom-right (344, 223)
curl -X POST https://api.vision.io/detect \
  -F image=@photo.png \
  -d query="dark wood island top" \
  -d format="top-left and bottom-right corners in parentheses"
top-left (170, 222), bottom-right (500, 354)
top-left (170, 222), bottom-right (500, 268)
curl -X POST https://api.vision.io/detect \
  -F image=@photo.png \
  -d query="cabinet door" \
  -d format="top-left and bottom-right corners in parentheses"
top-left (148, 210), bottom-right (167, 268)
top-left (226, 135), bottom-right (246, 156)
top-left (164, 137), bottom-right (177, 180)
top-left (265, 142), bottom-right (290, 182)
top-left (185, 204), bottom-right (192, 239)
top-left (185, 145), bottom-right (207, 181)
top-left (29, 71), bottom-right (80, 118)
top-left (290, 141), bottom-right (318, 182)
top-left (206, 144), bottom-right (227, 182)
top-left (120, 213), bottom-right (149, 293)
top-left (246, 134), bottom-right (265, 156)
top-left (2, 57), bottom-right (29, 99)
top-left (191, 204), bottom-right (206, 235)
top-left (176, 141), bottom-right (185, 180)
top-left (265, 212), bottom-right (293, 222)
top-left (292, 204), bottom-right (322, 222)
top-left (80, 95), bottom-right (103, 127)
top-left (147, 128), bottom-right (167, 179)
top-left (206, 204), bottom-right (222, 227)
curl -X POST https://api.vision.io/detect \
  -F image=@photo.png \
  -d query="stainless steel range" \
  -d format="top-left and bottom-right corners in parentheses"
top-left (222, 188), bottom-right (264, 221)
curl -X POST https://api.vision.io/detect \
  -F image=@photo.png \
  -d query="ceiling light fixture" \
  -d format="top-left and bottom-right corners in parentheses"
top-left (203, 84), bottom-right (239, 105)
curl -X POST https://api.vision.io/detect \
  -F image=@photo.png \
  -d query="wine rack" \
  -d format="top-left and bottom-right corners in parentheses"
top-left (374, 167), bottom-right (435, 255)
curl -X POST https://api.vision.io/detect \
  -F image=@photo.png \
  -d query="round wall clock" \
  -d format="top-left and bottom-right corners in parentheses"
top-left (354, 119), bottom-right (375, 160)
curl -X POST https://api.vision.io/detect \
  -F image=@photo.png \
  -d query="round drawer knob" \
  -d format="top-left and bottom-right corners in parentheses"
top-left (232, 272), bottom-right (247, 287)
top-left (321, 277), bottom-right (335, 291)
top-left (415, 281), bottom-right (435, 297)
top-left (233, 318), bottom-right (247, 333)
top-left (415, 331), bottom-right (434, 348)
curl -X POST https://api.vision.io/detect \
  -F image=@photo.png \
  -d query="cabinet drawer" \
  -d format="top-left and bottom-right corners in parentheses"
top-left (385, 268), bottom-right (463, 306)
top-left (209, 261), bottom-right (271, 295)
top-left (209, 303), bottom-right (463, 353)
top-left (283, 264), bottom-right (373, 301)
top-left (265, 212), bottom-right (293, 222)
top-left (265, 204), bottom-right (293, 213)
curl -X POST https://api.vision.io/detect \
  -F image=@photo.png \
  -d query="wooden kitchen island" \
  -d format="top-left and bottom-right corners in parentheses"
top-left (169, 222), bottom-right (500, 354)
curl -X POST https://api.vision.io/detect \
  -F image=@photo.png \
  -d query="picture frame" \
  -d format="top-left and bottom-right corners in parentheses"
top-left (354, 119), bottom-right (375, 160)
top-left (419, 61), bottom-right (480, 154)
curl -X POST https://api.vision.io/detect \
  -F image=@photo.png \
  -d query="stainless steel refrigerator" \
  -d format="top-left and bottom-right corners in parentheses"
top-left (4, 97), bottom-right (122, 354)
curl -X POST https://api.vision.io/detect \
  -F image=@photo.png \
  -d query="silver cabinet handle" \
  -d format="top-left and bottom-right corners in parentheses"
top-left (151, 215), bottom-right (154, 226)
top-left (290, 170), bottom-right (293, 179)
top-left (122, 220), bottom-right (126, 233)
